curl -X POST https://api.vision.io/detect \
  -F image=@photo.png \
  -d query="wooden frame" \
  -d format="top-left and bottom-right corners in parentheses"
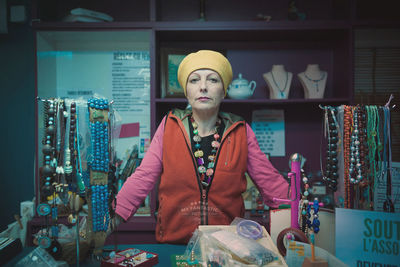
top-left (161, 48), bottom-right (193, 98)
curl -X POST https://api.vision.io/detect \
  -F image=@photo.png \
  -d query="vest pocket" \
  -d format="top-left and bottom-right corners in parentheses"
top-left (224, 136), bottom-right (231, 166)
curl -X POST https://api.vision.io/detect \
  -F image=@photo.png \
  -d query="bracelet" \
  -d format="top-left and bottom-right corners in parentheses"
top-left (236, 220), bottom-right (263, 240)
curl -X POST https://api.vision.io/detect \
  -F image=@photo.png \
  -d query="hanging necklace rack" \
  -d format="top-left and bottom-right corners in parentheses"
top-left (319, 95), bottom-right (396, 211)
top-left (36, 96), bottom-right (118, 260)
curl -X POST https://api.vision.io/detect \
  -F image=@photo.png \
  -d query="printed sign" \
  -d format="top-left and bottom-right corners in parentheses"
top-left (251, 109), bottom-right (285, 157)
top-left (335, 208), bottom-right (400, 267)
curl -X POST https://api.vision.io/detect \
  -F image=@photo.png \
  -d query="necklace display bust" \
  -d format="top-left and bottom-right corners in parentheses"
top-left (297, 64), bottom-right (327, 99)
top-left (263, 65), bottom-right (292, 99)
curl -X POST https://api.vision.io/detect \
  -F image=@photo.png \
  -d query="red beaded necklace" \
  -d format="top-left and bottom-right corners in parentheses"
top-left (343, 105), bottom-right (352, 208)
top-left (190, 116), bottom-right (222, 187)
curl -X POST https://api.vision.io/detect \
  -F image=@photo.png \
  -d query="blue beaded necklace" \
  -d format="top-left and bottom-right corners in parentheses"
top-left (304, 72), bottom-right (325, 92)
top-left (306, 198), bottom-right (320, 234)
top-left (87, 98), bottom-right (110, 232)
top-left (91, 184), bottom-right (110, 232)
top-left (190, 116), bottom-right (221, 187)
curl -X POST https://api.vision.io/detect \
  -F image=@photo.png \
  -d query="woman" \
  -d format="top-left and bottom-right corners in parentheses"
top-left (115, 50), bottom-right (289, 244)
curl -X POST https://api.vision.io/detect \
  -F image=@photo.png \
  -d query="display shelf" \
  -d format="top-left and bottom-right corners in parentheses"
top-left (31, 21), bottom-right (155, 30)
top-left (154, 20), bottom-right (351, 31)
top-left (156, 0), bottom-right (350, 22)
top-left (32, 0), bottom-right (152, 23)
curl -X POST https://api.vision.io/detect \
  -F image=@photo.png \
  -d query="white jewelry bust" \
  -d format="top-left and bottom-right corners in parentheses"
top-left (297, 64), bottom-right (327, 99)
top-left (263, 65), bottom-right (292, 99)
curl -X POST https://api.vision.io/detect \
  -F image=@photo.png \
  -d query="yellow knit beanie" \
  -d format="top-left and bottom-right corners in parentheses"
top-left (177, 50), bottom-right (233, 96)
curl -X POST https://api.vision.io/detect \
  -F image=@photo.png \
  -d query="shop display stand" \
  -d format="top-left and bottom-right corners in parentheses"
top-left (273, 154), bottom-right (309, 256)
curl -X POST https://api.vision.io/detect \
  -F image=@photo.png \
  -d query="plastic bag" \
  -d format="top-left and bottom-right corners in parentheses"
top-left (209, 229), bottom-right (278, 266)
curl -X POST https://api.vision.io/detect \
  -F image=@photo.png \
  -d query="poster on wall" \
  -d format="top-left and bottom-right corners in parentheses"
top-left (50, 50), bottom-right (150, 160)
top-left (335, 208), bottom-right (400, 267)
top-left (374, 162), bottom-right (400, 212)
top-left (251, 109), bottom-right (285, 157)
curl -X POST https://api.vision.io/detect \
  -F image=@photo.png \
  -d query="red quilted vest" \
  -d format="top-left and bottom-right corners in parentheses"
top-left (156, 109), bottom-right (248, 244)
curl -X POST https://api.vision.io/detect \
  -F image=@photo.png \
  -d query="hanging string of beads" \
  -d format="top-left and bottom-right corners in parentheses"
top-left (91, 184), bottom-right (110, 232)
top-left (343, 106), bottom-right (352, 208)
top-left (299, 169), bottom-right (310, 237)
top-left (41, 99), bottom-right (56, 200)
top-left (323, 106), bottom-right (339, 191)
top-left (89, 121), bottom-right (110, 172)
top-left (87, 97), bottom-right (111, 233)
top-left (349, 107), bottom-right (363, 184)
top-left (190, 116), bottom-right (221, 187)
top-left (64, 102), bottom-right (76, 185)
top-left (306, 198), bottom-right (321, 234)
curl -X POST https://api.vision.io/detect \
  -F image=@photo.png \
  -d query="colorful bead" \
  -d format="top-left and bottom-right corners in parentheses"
top-left (211, 141), bottom-right (220, 148)
top-left (193, 135), bottom-right (201, 142)
top-left (190, 116), bottom-right (222, 188)
top-left (198, 158), bottom-right (204, 165)
top-left (198, 166), bottom-right (206, 173)
top-left (194, 150), bottom-right (204, 157)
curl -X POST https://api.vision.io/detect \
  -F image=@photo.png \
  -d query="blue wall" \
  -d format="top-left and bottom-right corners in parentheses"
top-left (0, 1), bottom-right (35, 231)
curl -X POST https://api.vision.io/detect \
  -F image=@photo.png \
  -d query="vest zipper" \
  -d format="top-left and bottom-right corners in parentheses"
top-left (175, 117), bottom-right (207, 225)
top-left (225, 136), bottom-right (231, 166)
top-left (202, 188), bottom-right (207, 225)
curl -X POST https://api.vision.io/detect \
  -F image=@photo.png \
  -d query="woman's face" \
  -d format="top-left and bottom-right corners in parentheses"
top-left (186, 69), bottom-right (225, 112)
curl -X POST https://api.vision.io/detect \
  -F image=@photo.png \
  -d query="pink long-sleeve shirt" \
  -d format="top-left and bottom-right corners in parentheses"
top-left (116, 117), bottom-right (288, 221)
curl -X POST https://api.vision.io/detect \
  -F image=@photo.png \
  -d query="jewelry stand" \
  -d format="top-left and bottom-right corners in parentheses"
top-left (298, 64), bottom-right (327, 99)
top-left (273, 154), bottom-right (309, 256)
top-left (263, 65), bottom-right (292, 99)
top-left (274, 154), bottom-right (327, 266)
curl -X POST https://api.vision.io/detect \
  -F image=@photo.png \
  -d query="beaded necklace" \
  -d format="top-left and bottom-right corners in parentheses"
top-left (88, 98), bottom-right (110, 232)
top-left (271, 71), bottom-right (289, 98)
top-left (306, 198), bottom-right (321, 234)
top-left (304, 72), bottom-right (325, 92)
top-left (366, 105), bottom-right (380, 210)
top-left (64, 102), bottom-right (76, 185)
top-left (343, 106), bottom-right (352, 208)
top-left (41, 99), bottom-right (56, 199)
top-left (299, 169), bottom-right (310, 237)
top-left (190, 116), bottom-right (222, 187)
top-left (376, 107), bottom-right (384, 180)
top-left (322, 106), bottom-right (339, 191)
top-left (366, 106), bottom-right (378, 181)
top-left (358, 107), bottom-right (367, 183)
top-left (349, 107), bottom-right (362, 184)
top-left (75, 104), bottom-right (86, 195)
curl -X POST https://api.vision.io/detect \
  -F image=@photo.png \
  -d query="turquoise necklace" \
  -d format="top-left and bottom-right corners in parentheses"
top-left (271, 71), bottom-right (289, 98)
top-left (304, 72), bottom-right (325, 92)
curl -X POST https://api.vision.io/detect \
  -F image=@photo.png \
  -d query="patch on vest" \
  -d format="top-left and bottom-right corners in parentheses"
top-left (179, 201), bottom-right (222, 223)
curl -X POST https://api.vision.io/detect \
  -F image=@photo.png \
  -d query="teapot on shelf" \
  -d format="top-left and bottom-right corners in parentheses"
top-left (227, 73), bottom-right (256, 99)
